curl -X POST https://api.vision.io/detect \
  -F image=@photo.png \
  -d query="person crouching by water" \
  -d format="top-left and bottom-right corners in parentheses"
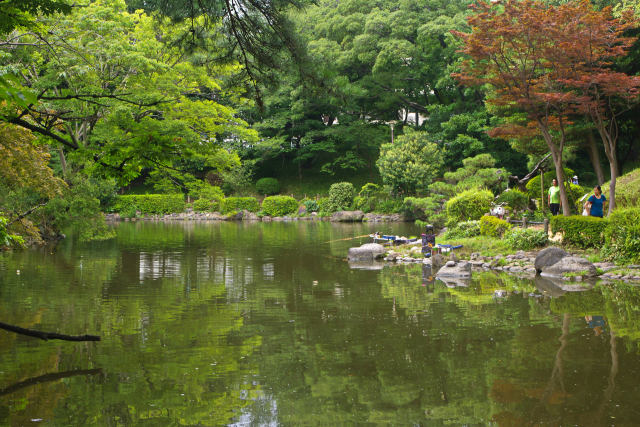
top-left (548, 178), bottom-right (561, 216)
top-left (585, 185), bottom-right (607, 218)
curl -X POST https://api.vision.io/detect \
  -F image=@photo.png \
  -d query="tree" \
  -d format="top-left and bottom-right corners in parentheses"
top-left (453, 0), bottom-right (581, 215)
top-left (454, 0), bottom-right (640, 215)
top-left (376, 129), bottom-right (444, 195)
top-left (1, 0), bottom-right (257, 186)
top-left (548, 0), bottom-right (640, 214)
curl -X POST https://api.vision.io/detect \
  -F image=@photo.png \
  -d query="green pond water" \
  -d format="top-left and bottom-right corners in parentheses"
top-left (1, 221), bottom-right (640, 426)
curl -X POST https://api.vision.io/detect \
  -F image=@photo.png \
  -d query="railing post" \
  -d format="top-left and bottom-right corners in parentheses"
top-left (522, 217), bottom-right (528, 229)
top-left (544, 218), bottom-right (549, 235)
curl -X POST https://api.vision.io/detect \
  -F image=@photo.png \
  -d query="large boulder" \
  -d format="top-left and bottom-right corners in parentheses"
top-left (347, 243), bottom-right (386, 261)
top-left (540, 256), bottom-right (598, 278)
top-left (534, 247), bottom-right (568, 273)
top-left (331, 210), bottom-right (365, 222)
top-left (435, 260), bottom-right (472, 279)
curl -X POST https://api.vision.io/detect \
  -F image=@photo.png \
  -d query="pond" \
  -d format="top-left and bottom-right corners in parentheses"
top-left (1, 221), bottom-right (640, 425)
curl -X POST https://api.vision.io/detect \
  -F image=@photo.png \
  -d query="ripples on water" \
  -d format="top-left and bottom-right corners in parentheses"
top-left (1, 221), bottom-right (639, 425)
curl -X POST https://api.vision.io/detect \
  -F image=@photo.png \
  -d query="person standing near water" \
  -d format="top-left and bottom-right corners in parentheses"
top-left (585, 185), bottom-right (607, 218)
top-left (548, 178), bottom-right (561, 216)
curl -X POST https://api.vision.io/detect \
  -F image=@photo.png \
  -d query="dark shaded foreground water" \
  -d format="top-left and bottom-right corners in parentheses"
top-left (1, 221), bottom-right (640, 426)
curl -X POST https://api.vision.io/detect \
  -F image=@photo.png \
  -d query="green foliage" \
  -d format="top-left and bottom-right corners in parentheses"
top-left (602, 208), bottom-right (640, 264)
top-left (114, 194), bottom-right (185, 216)
top-left (256, 178), bottom-right (280, 195)
top-left (220, 197), bottom-right (260, 214)
top-left (479, 215), bottom-right (512, 237)
top-left (0, 215), bottom-right (24, 248)
top-left (39, 175), bottom-right (117, 241)
top-left (221, 161), bottom-right (256, 196)
top-left (496, 189), bottom-right (529, 213)
top-left (445, 188), bottom-right (493, 225)
top-left (189, 183), bottom-right (224, 202)
top-left (192, 199), bottom-right (217, 212)
top-left (599, 167), bottom-right (640, 208)
top-left (327, 182), bottom-right (356, 212)
top-left (401, 196), bottom-right (445, 228)
top-left (261, 196), bottom-right (298, 217)
top-left (375, 198), bottom-right (403, 215)
top-left (303, 199), bottom-right (319, 213)
top-left (525, 168), bottom-right (583, 211)
top-left (359, 183), bottom-right (381, 198)
top-left (377, 130), bottom-right (444, 195)
top-left (504, 228), bottom-right (548, 250)
top-left (443, 154), bottom-right (508, 195)
top-left (317, 197), bottom-right (331, 216)
top-left (550, 215), bottom-right (608, 248)
top-left (444, 220), bottom-right (481, 239)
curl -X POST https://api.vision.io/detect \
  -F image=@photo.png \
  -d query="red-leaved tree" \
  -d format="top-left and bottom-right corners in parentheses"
top-left (452, 0), bottom-right (640, 215)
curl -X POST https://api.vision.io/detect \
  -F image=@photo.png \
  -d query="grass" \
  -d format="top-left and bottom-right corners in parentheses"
top-left (435, 235), bottom-right (514, 257)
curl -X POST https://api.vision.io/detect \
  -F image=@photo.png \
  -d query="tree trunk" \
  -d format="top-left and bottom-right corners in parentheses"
top-left (550, 147), bottom-right (570, 216)
top-left (586, 131), bottom-right (604, 185)
top-left (58, 148), bottom-right (68, 177)
top-left (607, 157), bottom-right (618, 215)
top-left (538, 120), bottom-right (570, 215)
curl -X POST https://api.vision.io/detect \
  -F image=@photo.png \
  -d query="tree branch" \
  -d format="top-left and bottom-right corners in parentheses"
top-left (0, 321), bottom-right (100, 342)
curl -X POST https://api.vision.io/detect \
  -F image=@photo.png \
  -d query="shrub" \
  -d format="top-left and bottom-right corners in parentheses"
top-left (303, 199), bottom-right (319, 213)
top-left (353, 195), bottom-right (375, 213)
top-left (445, 188), bottom-right (493, 225)
top-left (256, 177), bottom-right (280, 195)
top-left (376, 198), bottom-right (403, 214)
top-left (262, 195), bottom-right (298, 217)
top-left (328, 182), bottom-right (356, 212)
top-left (444, 220), bottom-right (481, 239)
top-left (525, 168), bottom-right (585, 213)
top-left (602, 208), bottom-right (640, 263)
top-left (192, 184), bottom-right (224, 202)
top-left (359, 183), bottom-right (382, 198)
top-left (193, 198), bottom-right (217, 212)
top-left (220, 197), bottom-right (259, 214)
top-left (317, 197), bottom-right (331, 215)
top-left (377, 129), bottom-right (444, 194)
top-left (504, 228), bottom-right (548, 250)
top-left (480, 215), bottom-right (512, 237)
top-left (496, 189), bottom-right (529, 213)
top-left (550, 215), bottom-right (608, 248)
top-left (114, 194), bottom-right (185, 215)
top-left (401, 197), bottom-right (439, 220)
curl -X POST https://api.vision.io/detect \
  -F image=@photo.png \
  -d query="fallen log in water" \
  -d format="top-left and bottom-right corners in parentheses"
top-left (0, 321), bottom-right (100, 342)
top-left (0, 369), bottom-right (102, 396)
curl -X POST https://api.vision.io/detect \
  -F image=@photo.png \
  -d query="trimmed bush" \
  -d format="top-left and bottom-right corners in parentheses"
top-left (262, 195), bottom-right (298, 217)
top-left (376, 198), bottom-right (403, 214)
top-left (504, 228), bottom-right (548, 250)
top-left (496, 189), bottom-right (529, 213)
top-left (480, 215), bottom-right (512, 237)
top-left (317, 197), bottom-right (331, 215)
top-left (256, 177), bottom-right (280, 195)
top-left (328, 182), bottom-right (356, 212)
top-left (445, 188), bottom-right (493, 225)
top-left (220, 197), bottom-right (259, 214)
top-left (550, 215), bottom-right (608, 248)
top-left (444, 220), bottom-right (481, 239)
top-left (114, 194), bottom-right (185, 215)
top-left (602, 208), bottom-right (640, 263)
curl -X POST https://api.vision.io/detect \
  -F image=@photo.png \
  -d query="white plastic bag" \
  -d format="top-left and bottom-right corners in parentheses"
top-left (582, 207), bottom-right (588, 216)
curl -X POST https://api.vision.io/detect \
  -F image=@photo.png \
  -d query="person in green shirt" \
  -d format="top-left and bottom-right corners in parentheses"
top-left (548, 178), bottom-right (561, 215)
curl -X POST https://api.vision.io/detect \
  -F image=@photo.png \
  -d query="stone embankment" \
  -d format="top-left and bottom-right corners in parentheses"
top-left (347, 242), bottom-right (640, 284)
top-left (105, 210), bottom-right (406, 223)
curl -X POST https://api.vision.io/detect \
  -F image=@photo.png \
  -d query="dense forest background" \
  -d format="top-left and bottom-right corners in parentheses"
top-left (1, 0), bottom-right (640, 243)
